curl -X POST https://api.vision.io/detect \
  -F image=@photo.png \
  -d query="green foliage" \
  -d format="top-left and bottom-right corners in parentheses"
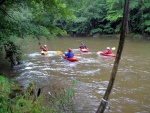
top-left (130, 0), bottom-right (139, 9)
top-left (64, 0), bottom-right (108, 36)
top-left (143, 20), bottom-right (150, 32)
top-left (0, 76), bottom-right (76, 113)
top-left (0, 0), bottom-right (75, 66)
top-left (129, 0), bottom-right (150, 34)
top-left (103, 23), bottom-right (114, 34)
top-left (106, 10), bottom-right (123, 21)
top-left (74, 17), bottom-right (88, 23)
top-left (90, 28), bottom-right (103, 35)
top-left (115, 24), bottom-right (121, 33)
top-left (0, 76), bottom-right (14, 113)
top-left (43, 80), bottom-right (77, 112)
top-left (2, 41), bottom-right (22, 67)
top-left (63, 0), bottom-right (150, 36)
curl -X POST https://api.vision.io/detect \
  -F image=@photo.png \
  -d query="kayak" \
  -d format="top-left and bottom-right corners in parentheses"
top-left (41, 51), bottom-right (48, 55)
top-left (79, 48), bottom-right (89, 52)
top-left (97, 51), bottom-right (116, 57)
top-left (62, 54), bottom-right (78, 62)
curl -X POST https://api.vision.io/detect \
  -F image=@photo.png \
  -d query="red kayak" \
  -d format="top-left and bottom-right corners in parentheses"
top-left (79, 48), bottom-right (89, 52)
top-left (97, 51), bottom-right (116, 57)
top-left (62, 54), bottom-right (78, 62)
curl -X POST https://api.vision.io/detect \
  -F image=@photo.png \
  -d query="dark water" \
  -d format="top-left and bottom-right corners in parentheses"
top-left (0, 37), bottom-right (150, 113)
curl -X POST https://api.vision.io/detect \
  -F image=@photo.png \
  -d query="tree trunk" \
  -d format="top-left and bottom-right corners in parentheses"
top-left (96, 0), bottom-right (130, 112)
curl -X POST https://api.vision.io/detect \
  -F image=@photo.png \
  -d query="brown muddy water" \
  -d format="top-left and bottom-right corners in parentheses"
top-left (0, 36), bottom-right (150, 113)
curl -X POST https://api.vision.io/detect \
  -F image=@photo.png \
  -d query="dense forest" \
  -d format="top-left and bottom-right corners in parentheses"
top-left (0, 0), bottom-right (150, 65)
top-left (60, 0), bottom-right (150, 36)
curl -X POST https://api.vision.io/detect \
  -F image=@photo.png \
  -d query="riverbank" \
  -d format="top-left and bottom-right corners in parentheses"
top-left (0, 75), bottom-right (76, 113)
top-left (94, 33), bottom-right (150, 39)
top-left (61, 33), bottom-right (150, 39)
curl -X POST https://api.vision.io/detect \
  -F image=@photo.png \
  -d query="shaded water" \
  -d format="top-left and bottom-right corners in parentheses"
top-left (0, 37), bottom-right (150, 113)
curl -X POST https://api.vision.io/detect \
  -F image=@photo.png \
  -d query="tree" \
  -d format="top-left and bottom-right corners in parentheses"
top-left (129, 0), bottom-right (150, 34)
top-left (96, 0), bottom-right (130, 112)
top-left (0, 0), bottom-right (75, 66)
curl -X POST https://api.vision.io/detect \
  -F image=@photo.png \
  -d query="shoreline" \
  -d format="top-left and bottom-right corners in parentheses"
top-left (60, 33), bottom-right (150, 39)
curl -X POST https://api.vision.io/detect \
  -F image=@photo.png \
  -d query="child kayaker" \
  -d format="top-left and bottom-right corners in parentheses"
top-left (103, 47), bottom-right (112, 54)
top-left (79, 42), bottom-right (87, 49)
top-left (65, 48), bottom-right (74, 58)
top-left (39, 43), bottom-right (48, 52)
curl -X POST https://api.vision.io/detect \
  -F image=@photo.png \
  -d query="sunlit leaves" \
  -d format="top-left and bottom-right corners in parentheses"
top-left (73, 17), bottom-right (88, 23)
top-left (106, 10), bottom-right (123, 21)
top-left (130, 0), bottom-right (139, 9)
top-left (90, 28), bottom-right (103, 35)
top-left (1, 0), bottom-right (75, 40)
top-left (5, 4), bottom-right (33, 26)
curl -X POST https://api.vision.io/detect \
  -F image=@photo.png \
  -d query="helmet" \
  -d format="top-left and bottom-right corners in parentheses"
top-left (68, 48), bottom-right (72, 52)
top-left (44, 45), bottom-right (47, 47)
top-left (107, 47), bottom-right (110, 49)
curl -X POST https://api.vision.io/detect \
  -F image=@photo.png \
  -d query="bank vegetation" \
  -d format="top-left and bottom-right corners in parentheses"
top-left (0, 75), bottom-right (76, 113)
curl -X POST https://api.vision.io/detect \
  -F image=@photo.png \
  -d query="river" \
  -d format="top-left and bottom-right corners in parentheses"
top-left (0, 36), bottom-right (150, 113)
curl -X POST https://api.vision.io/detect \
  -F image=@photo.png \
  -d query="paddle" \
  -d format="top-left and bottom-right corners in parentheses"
top-left (74, 54), bottom-right (80, 56)
top-left (50, 51), bottom-right (79, 55)
top-left (111, 47), bottom-right (116, 50)
top-left (56, 51), bottom-right (62, 54)
top-left (56, 51), bottom-right (79, 56)
top-left (39, 42), bottom-right (45, 50)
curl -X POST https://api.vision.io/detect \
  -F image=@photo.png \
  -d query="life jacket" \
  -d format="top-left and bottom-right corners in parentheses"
top-left (40, 46), bottom-right (48, 51)
top-left (104, 49), bottom-right (112, 54)
top-left (65, 52), bottom-right (74, 58)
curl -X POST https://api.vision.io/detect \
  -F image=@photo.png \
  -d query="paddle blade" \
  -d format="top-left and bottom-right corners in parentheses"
top-left (74, 54), bottom-right (79, 56)
top-left (111, 47), bottom-right (116, 50)
top-left (56, 51), bottom-right (62, 54)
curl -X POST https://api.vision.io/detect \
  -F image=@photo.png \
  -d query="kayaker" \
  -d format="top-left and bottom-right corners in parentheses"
top-left (40, 45), bottom-right (48, 51)
top-left (103, 47), bottom-right (112, 54)
top-left (79, 42), bottom-right (87, 49)
top-left (65, 48), bottom-right (74, 58)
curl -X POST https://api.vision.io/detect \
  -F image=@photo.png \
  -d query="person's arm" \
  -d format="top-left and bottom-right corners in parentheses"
top-left (39, 43), bottom-right (43, 50)
top-left (109, 50), bottom-right (112, 54)
top-left (65, 52), bottom-right (69, 57)
top-left (80, 46), bottom-right (84, 49)
top-left (40, 46), bottom-right (43, 50)
top-left (103, 50), bottom-right (108, 54)
top-left (46, 47), bottom-right (48, 51)
top-left (69, 52), bottom-right (74, 58)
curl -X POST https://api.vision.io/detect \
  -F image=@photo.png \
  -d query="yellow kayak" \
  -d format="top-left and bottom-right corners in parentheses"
top-left (41, 51), bottom-right (48, 55)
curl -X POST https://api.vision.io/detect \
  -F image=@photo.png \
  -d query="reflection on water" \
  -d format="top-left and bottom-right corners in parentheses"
top-left (1, 37), bottom-right (150, 113)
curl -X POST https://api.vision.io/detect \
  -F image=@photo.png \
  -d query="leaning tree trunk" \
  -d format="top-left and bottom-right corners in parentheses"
top-left (96, 0), bottom-right (130, 113)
